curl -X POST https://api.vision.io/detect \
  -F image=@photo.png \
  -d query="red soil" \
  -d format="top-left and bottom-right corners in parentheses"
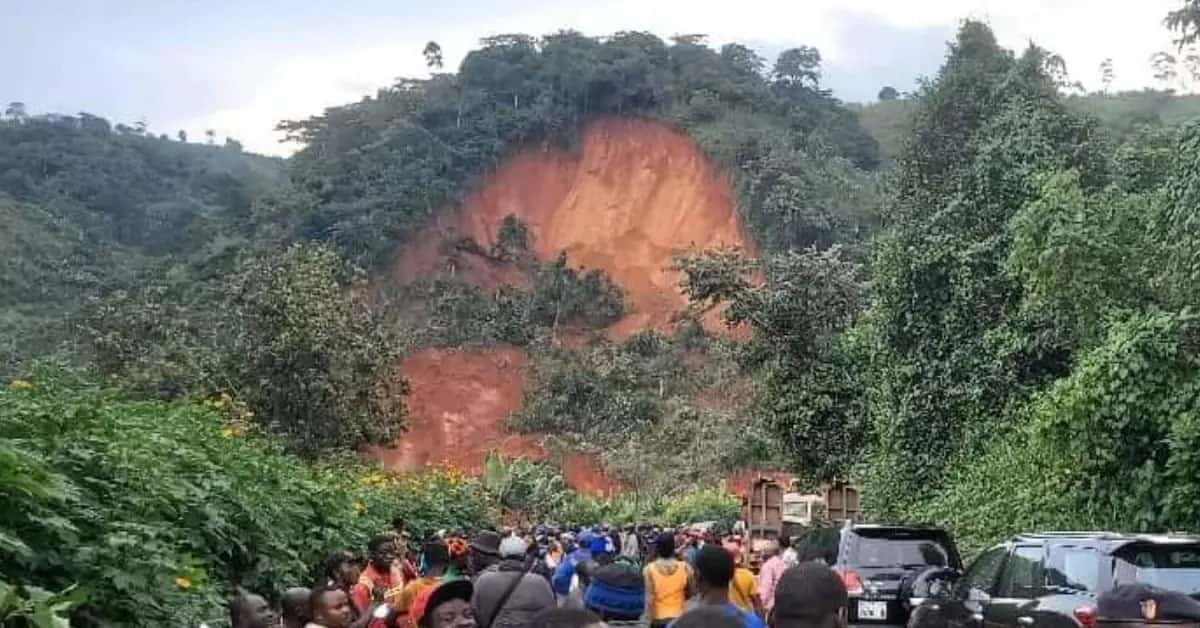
top-left (369, 347), bottom-right (542, 474)
top-left (374, 118), bottom-right (755, 494)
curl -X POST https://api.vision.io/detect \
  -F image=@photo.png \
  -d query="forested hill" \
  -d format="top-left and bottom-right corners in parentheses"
top-left (0, 117), bottom-right (283, 371)
top-left (280, 32), bottom-right (881, 268)
top-left (857, 89), bottom-right (1200, 165)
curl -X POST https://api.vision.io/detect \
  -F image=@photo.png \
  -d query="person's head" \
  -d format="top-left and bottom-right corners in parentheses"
top-left (499, 535), bottom-right (529, 561)
top-left (310, 586), bottom-right (354, 628)
top-left (917, 542), bottom-right (946, 568)
top-left (695, 544), bottom-right (736, 596)
top-left (674, 606), bottom-right (745, 628)
top-left (469, 530), bottom-right (501, 575)
top-left (281, 587), bottom-right (311, 628)
top-left (447, 536), bottom-right (470, 571)
top-left (577, 559), bottom-right (599, 590)
top-left (762, 540), bottom-right (781, 559)
top-left (529, 607), bottom-right (604, 628)
top-left (655, 532), bottom-right (676, 559)
top-left (413, 580), bottom-right (475, 628)
top-left (323, 550), bottom-right (361, 590)
top-left (368, 534), bottom-right (399, 571)
top-left (392, 516), bottom-right (407, 534)
top-left (424, 539), bottom-right (451, 575)
top-left (588, 535), bottom-right (608, 558)
top-left (771, 563), bottom-right (848, 628)
top-left (779, 535), bottom-right (792, 550)
top-left (230, 591), bottom-right (277, 628)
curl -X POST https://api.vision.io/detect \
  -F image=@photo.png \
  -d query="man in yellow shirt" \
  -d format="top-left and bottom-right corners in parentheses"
top-left (643, 534), bottom-right (696, 628)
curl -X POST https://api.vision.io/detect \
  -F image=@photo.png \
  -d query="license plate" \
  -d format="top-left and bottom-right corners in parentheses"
top-left (858, 601), bottom-right (888, 621)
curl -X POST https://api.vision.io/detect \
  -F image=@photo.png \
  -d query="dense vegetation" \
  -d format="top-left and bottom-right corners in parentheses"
top-left (0, 371), bottom-right (493, 627)
top-left (0, 118), bottom-right (282, 374)
top-left (681, 18), bottom-right (1200, 553)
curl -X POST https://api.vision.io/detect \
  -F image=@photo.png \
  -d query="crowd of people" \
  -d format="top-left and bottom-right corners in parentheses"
top-left (226, 520), bottom-right (842, 628)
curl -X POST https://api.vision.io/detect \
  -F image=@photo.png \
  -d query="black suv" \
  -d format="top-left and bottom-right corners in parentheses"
top-left (801, 522), bottom-right (963, 628)
top-left (908, 532), bottom-right (1200, 628)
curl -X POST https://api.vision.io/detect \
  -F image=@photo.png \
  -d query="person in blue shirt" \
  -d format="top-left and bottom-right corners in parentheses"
top-left (674, 545), bottom-right (765, 628)
top-left (553, 533), bottom-right (594, 598)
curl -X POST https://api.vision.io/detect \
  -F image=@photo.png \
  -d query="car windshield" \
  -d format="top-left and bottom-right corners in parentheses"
top-left (850, 529), bottom-right (956, 569)
top-left (1113, 544), bottom-right (1200, 595)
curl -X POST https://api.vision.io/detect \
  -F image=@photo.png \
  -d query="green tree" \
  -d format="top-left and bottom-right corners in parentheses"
top-left (230, 244), bottom-right (407, 457)
top-left (1099, 58), bottom-right (1115, 93)
top-left (423, 41), bottom-right (444, 70)
top-left (861, 21), bottom-right (1108, 514)
top-left (676, 246), bottom-right (867, 481)
top-left (773, 47), bottom-right (822, 88)
top-left (877, 86), bottom-right (900, 101)
top-left (3, 102), bottom-right (26, 122)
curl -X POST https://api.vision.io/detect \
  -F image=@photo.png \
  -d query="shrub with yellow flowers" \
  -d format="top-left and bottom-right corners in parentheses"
top-left (0, 371), bottom-right (492, 628)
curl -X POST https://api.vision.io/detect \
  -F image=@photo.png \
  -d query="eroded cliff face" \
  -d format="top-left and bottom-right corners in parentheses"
top-left (374, 118), bottom-right (752, 492)
top-left (455, 117), bottom-right (749, 336)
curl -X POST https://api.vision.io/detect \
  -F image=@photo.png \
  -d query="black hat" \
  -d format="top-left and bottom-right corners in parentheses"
top-left (470, 530), bottom-right (501, 556)
top-left (1098, 584), bottom-right (1200, 621)
top-left (773, 563), bottom-right (847, 625)
top-left (415, 580), bottom-right (474, 628)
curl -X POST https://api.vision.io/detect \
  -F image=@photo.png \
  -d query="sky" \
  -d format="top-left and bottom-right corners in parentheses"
top-left (2, 0), bottom-right (1187, 155)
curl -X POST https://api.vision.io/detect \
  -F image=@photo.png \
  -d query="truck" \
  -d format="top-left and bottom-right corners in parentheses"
top-left (740, 476), bottom-right (861, 568)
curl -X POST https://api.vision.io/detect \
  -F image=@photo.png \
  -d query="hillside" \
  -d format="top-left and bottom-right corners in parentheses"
top-left (855, 89), bottom-right (1200, 165)
top-left (0, 117), bottom-right (284, 373)
top-left (271, 31), bottom-right (882, 492)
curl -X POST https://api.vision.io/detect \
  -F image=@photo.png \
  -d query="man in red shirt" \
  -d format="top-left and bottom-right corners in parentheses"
top-left (352, 534), bottom-right (406, 625)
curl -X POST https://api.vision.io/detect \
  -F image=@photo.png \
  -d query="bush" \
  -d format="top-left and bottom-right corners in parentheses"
top-left (0, 371), bottom-right (494, 628)
top-left (230, 243), bottom-right (407, 457)
top-left (661, 486), bottom-right (741, 527)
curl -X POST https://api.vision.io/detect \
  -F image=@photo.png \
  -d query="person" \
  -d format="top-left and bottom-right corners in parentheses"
top-left (447, 537), bottom-right (471, 581)
top-left (553, 534), bottom-right (593, 599)
top-left (769, 562), bottom-right (847, 628)
top-left (673, 606), bottom-right (744, 628)
top-left (529, 607), bottom-right (604, 628)
top-left (397, 540), bottom-right (452, 623)
top-left (409, 580), bottom-right (476, 628)
top-left (307, 586), bottom-right (356, 628)
top-left (392, 518), bottom-right (420, 584)
top-left (469, 530), bottom-right (502, 579)
top-left (757, 541), bottom-right (787, 615)
top-left (643, 533), bottom-right (694, 628)
top-left (473, 536), bottom-right (556, 628)
top-left (353, 535), bottom-right (407, 626)
top-left (283, 587), bottom-right (313, 628)
top-left (564, 560), bottom-right (599, 610)
top-left (681, 534), bottom-right (700, 567)
top-left (677, 545), bottom-right (765, 628)
top-left (589, 535), bottom-right (611, 564)
top-left (230, 591), bottom-right (279, 628)
top-left (727, 544), bottom-right (763, 618)
top-left (584, 560), bottom-right (645, 627)
top-left (620, 525), bottom-right (640, 562)
top-left (326, 551), bottom-right (364, 592)
top-left (779, 537), bottom-right (798, 569)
